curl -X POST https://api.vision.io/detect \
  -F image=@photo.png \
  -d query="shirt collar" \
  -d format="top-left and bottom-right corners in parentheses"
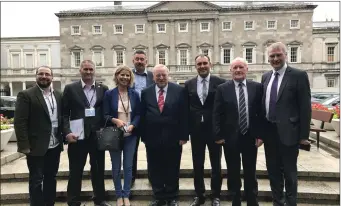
top-left (197, 73), bottom-right (211, 82)
top-left (133, 68), bottom-right (148, 75)
top-left (233, 79), bottom-right (247, 87)
top-left (155, 84), bottom-right (168, 93)
top-left (81, 79), bottom-right (96, 88)
top-left (273, 63), bottom-right (287, 76)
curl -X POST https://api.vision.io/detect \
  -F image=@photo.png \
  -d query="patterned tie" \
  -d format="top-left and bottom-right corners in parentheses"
top-left (158, 89), bottom-right (165, 112)
top-left (268, 72), bottom-right (279, 121)
top-left (239, 83), bottom-right (248, 135)
top-left (202, 78), bottom-right (208, 104)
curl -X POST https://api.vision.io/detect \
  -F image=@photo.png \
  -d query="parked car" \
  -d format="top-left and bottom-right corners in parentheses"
top-left (311, 93), bottom-right (338, 101)
top-left (321, 96), bottom-right (340, 109)
top-left (0, 96), bottom-right (16, 119)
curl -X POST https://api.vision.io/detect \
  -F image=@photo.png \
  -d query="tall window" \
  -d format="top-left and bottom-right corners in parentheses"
top-left (115, 51), bottom-right (124, 66)
top-left (25, 54), bottom-right (34, 68)
top-left (179, 50), bottom-right (187, 65)
top-left (93, 51), bottom-right (103, 67)
top-left (72, 52), bottom-right (81, 67)
top-left (290, 47), bottom-right (298, 63)
top-left (245, 48), bottom-right (253, 63)
top-left (39, 54), bottom-right (47, 66)
top-left (327, 78), bottom-right (335, 87)
top-left (223, 49), bottom-right (231, 64)
top-left (158, 50), bottom-right (166, 65)
top-left (327, 46), bottom-right (335, 62)
top-left (11, 53), bottom-right (20, 68)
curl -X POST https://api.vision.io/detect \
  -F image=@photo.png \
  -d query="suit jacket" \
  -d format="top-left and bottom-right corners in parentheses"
top-left (14, 85), bottom-right (63, 156)
top-left (140, 82), bottom-right (189, 148)
top-left (132, 69), bottom-right (154, 89)
top-left (103, 87), bottom-right (141, 136)
top-left (261, 66), bottom-right (311, 146)
top-left (62, 80), bottom-right (109, 140)
top-left (212, 80), bottom-right (263, 143)
top-left (185, 75), bottom-right (225, 137)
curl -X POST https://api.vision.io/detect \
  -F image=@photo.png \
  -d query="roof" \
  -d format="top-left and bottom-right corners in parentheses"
top-left (1, 36), bottom-right (60, 41)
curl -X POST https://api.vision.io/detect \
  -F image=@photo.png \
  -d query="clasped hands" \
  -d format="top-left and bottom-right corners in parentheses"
top-left (112, 118), bottom-right (134, 133)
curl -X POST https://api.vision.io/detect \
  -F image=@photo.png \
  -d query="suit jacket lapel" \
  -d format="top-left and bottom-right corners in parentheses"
top-left (246, 80), bottom-right (255, 108)
top-left (34, 86), bottom-right (50, 118)
top-left (75, 81), bottom-right (89, 107)
top-left (228, 81), bottom-right (238, 110)
top-left (53, 91), bottom-right (61, 115)
top-left (192, 77), bottom-right (203, 106)
top-left (262, 72), bottom-right (272, 106)
top-left (277, 67), bottom-right (291, 102)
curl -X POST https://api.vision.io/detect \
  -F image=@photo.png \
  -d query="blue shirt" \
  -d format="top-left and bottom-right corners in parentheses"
top-left (133, 68), bottom-right (148, 98)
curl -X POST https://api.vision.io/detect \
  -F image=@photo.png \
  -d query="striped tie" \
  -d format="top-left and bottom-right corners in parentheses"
top-left (239, 83), bottom-right (248, 135)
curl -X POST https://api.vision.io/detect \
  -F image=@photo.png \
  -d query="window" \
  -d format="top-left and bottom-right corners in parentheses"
top-left (93, 25), bottom-right (102, 34)
top-left (157, 24), bottom-right (166, 33)
top-left (244, 21), bottom-right (254, 30)
top-left (135, 24), bottom-right (145, 33)
top-left (245, 48), bottom-right (253, 63)
top-left (267, 20), bottom-right (276, 29)
top-left (223, 49), bottom-right (231, 64)
top-left (179, 50), bottom-right (188, 65)
top-left (202, 49), bottom-right (209, 56)
top-left (25, 54), bottom-right (34, 68)
top-left (72, 52), bottom-right (81, 67)
top-left (200, 22), bottom-right (210, 32)
top-left (114, 50), bottom-right (125, 66)
top-left (178, 23), bottom-right (188, 32)
top-left (71, 25), bottom-right (81, 35)
top-left (93, 51), bottom-right (103, 67)
top-left (114, 24), bottom-right (123, 34)
top-left (39, 54), bottom-right (47, 66)
top-left (290, 20), bottom-right (300, 29)
top-left (327, 78), bottom-right (336, 87)
top-left (290, 47), bottom-right (298, 63)
top-left (327, 46), bottom-right (335, 62)
top-left (11, 53), bottom-right (20, 68)
top-left (222, 21), bottom-right (232, 31)
top-left (158, 50), bottom-right (166, 65)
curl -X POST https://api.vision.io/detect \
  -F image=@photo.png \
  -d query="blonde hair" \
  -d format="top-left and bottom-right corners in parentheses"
top-left (113, 65), bottom-right (135, 88)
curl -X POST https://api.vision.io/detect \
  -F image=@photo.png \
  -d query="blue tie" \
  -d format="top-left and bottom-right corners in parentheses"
top-left (268, 72), bottom-right (279, 121)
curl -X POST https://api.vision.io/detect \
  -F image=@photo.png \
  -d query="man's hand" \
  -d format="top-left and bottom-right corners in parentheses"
top-left (300, 139), bottom-right (310, 145)
top-left (179, 140), bottom-right (187, 146)
top-left (66, 133), bottom-right (78, 144)
top-left (255, 138), bottom-right (263, 148)
top-left (20, 148), bottom-right (30, 155)
top-left (215, 139), bottom-right (225, 145)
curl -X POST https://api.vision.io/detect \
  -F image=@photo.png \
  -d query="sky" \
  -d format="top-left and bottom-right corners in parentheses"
top-left (1, 1), bottom-right (340, 38)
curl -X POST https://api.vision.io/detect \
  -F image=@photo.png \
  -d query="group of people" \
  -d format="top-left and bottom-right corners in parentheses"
top-left (14, 41), bottom-right (311, 206)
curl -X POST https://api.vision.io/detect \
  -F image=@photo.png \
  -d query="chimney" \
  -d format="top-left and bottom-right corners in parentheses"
top-left (114, 1), bottom-right (122, 6)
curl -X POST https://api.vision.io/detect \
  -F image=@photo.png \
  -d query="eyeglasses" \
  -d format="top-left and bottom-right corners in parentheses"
top-left (37, 73), bottom-right (52, 77)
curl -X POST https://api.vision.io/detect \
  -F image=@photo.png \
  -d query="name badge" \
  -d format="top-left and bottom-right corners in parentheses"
top-left (52, 120), bottom-right (58, 128)
top-left (85, 108), bottom-right (96, 117)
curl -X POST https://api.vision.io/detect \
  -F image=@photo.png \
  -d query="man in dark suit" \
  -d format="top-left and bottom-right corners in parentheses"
top-left (213, 57), bottom-right (263, 206)
top-left (14, 66), bottom-right (64, 206)
top-left (140, 64), bottom-right (189, 206)
top-left (131, 50), bottom-right (154, 186)
top-left (63, 60), bottom-right (110, 206)
top-left (260, 42), bottom-right (311, 206)
top-left (185, 54), bottom-right (225, 206)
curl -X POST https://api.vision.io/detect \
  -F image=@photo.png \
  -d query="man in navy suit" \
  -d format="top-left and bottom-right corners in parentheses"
top-left (140, 64), bottom-right (189, 206)
top-left (131, 50), bottom-right (154, 186)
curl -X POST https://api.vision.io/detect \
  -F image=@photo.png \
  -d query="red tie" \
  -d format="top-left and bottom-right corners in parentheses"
top-left (158, 89), bottom-right (165, 112)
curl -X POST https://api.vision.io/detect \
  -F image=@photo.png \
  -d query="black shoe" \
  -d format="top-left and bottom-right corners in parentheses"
top-left (211, 198), bottom-right (220, 206)
top-left (149, 200), bottom-right (167, 206)
top-left (167, 200), bottom-right (179, 206)
top-left (190, 197), bottom-right (205, 206)
top-left (95, 201), bottom-right (112, 206)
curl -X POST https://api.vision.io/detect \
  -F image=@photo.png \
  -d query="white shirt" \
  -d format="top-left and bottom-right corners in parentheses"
top-left (233, 79), bottom-right (249, 128)
top-left (197, 73), bottom-right (210, 105)
top-left (155, 84), bottom-right (168, 102)
top-left (265, 63), bottom-right (287, 119)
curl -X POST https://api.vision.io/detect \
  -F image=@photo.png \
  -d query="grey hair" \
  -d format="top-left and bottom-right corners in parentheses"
top-left (80, 60), bottom-right (96, 69)
top-left (231, 57), bottom-right (248, 67)
top-left (153, 64), bottom-right (169, 73)
top-left (267, 42), bottom-right (287, 55)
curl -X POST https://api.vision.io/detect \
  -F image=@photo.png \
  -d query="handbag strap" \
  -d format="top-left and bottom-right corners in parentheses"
top-left (103, 116), bottom-right (111, 128)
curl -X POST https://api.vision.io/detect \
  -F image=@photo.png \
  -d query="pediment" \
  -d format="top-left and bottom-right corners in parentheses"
top-left (111, 44), bottom-right (126, 50)
top-left (263, 39), bottom-right (277, 46)
top-left (242, 41), bottom-right (257, 47)
top-left (145, 1), bottom-right (221, 12)
top-left (69, 45), bottom-right (84, 51)
top-left (197, 42), bottom-right (213, 48)
top-left (287, 40), bottom-right (303, 46)
top-left (220, 41), bottom-right (235, 47)
top-left (154, 44), bottom-right (170, 49)
top-left (175, 43), bottom-right (191, 48)
top-left (133, 44), bottom-right (148, 50)
top-left (90, 45), bottom-right (105, 50)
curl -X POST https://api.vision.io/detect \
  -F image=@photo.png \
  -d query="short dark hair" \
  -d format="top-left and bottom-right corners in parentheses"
top-left (133, 50), bottom-right (147, 56)
top-left (36, 66), bottom-right (53, 76)
top-left (194, 54), bottom-right (211, 62)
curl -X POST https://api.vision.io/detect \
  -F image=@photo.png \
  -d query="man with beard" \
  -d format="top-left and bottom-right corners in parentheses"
top-left (14, 66), bottom-right (64, 206)
top-left (140, 64), bottom-right (189, 206)
top-left (63, 60), bottom-right (110, 206)
top-left (260, 42), bottom-right (311, 206)
top-left (213, 57), bottom-right (263, 206)
top-left (185, 54), bottom-right (225, 206)
top-left (131, 50), bottom-right (154, 186)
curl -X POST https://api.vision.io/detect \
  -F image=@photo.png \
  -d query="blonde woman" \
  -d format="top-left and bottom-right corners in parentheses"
top-left (103, 65), bottom-right (141, 206)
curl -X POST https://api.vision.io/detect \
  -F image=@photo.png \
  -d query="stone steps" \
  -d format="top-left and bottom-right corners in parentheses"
top-left (310, 132), bottom-right (340, 157)
top-left (1, 178), bottom-right (339, 204)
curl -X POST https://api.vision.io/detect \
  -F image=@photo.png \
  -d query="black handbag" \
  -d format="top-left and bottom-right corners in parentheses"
top-left (96, 117), bottom-right (124, 151)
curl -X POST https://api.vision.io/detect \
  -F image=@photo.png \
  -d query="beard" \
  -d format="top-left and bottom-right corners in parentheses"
top-left (37, 81), bottom-right (52, 89)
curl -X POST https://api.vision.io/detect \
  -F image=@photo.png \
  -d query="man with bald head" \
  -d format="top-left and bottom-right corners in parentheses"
top-left (213, 57), bottom-right (263, 206)
top-left (140, 64), bottom-right (189, 206)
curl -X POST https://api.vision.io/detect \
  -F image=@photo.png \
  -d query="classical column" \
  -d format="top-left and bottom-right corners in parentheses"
top-left (48, 44), bottom-right (52, 67)
top-left (22, 82), bottom-right (26, 91)
top-left (20, 46), bottom-right (24, 68)
top-left (34, 45), bottom-right (38, 67)
top-left (213, 18), bottom-right (219, 64)
top-left (147, 20), bottom-right (154, 66)
top-left (169, 19), bottom-right (176, 66)
top-left (9, 82), bottom-right (13, 96)
top-left (191, 19), bottom-right (197, 65)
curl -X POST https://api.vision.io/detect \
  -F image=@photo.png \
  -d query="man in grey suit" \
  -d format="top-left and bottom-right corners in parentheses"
top-left (259, 42), bottom-right (311, 206)
top-left (14, 66), bottom-right (64, 206)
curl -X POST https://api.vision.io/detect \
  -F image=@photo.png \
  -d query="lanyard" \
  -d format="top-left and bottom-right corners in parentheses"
top-left (85, 87), bottom-right (95, 108)
top-left (45, 92), bottom-right (55, 115)
top-left (119, 92), bottom-right (130, 119)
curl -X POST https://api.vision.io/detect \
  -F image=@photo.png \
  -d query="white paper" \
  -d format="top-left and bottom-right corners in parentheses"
top-left (70, 118), bottom-right (84, 140)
